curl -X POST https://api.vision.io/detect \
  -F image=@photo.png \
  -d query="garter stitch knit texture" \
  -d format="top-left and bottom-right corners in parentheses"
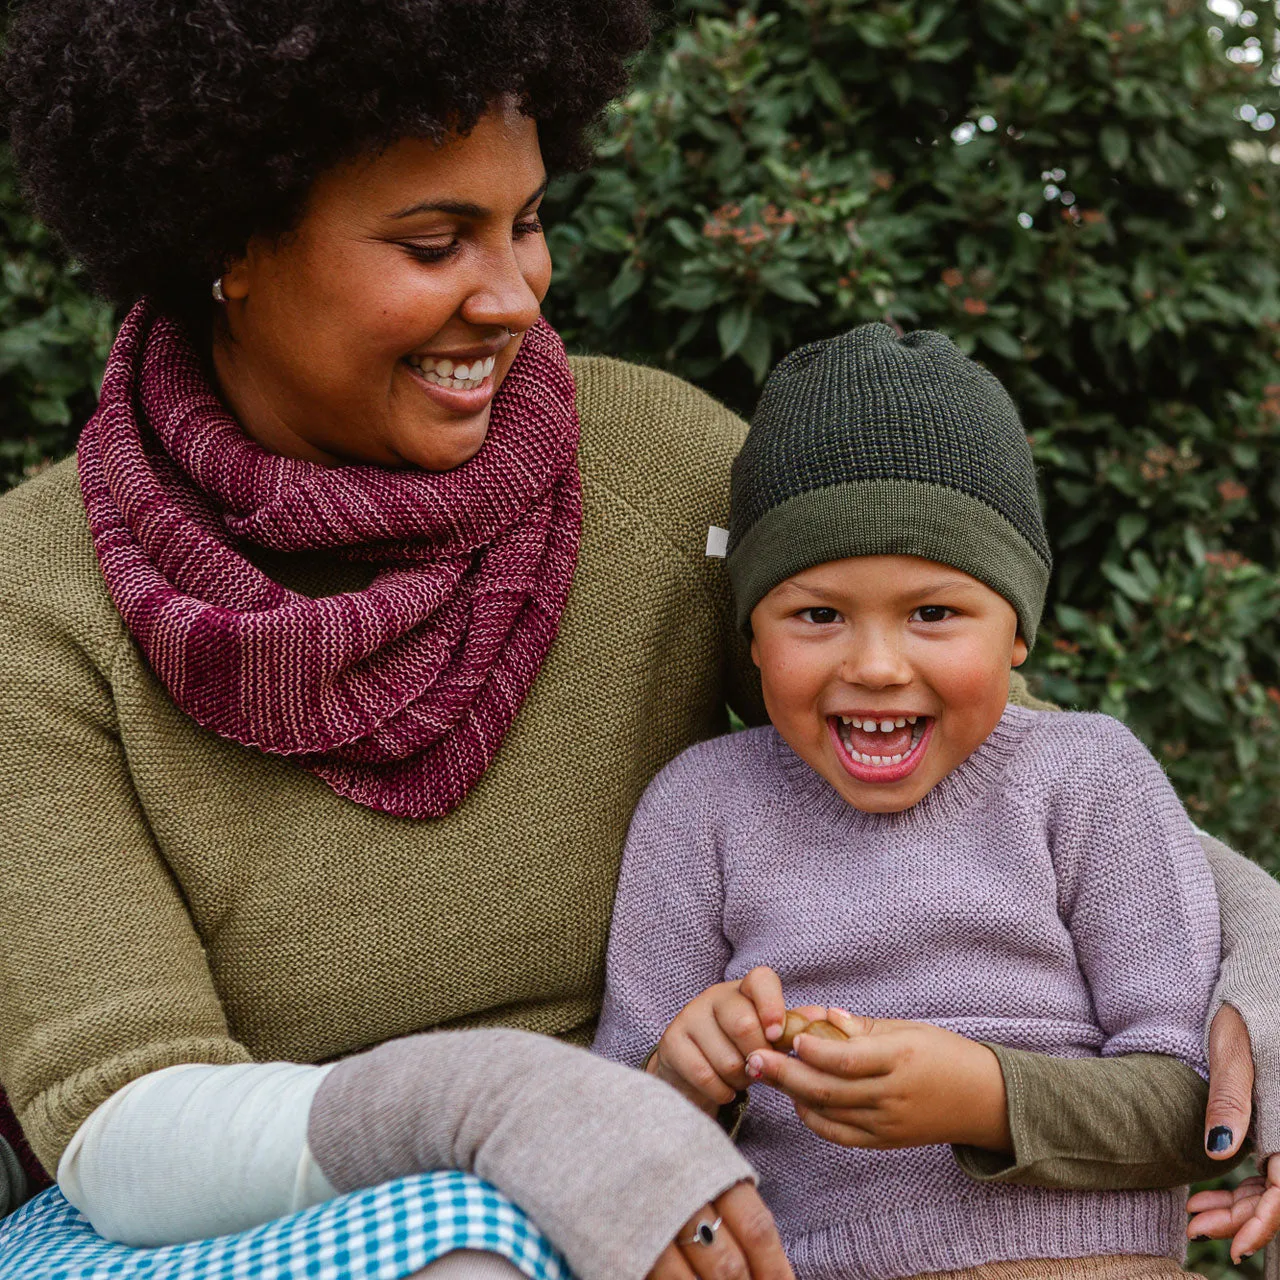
top-left (596, 705), bottom-right (1220, 1280)
top-left (77, 301), bottom-right (582, 819)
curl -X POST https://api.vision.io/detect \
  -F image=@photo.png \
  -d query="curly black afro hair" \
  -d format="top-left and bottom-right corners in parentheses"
top-left (3, 0), bottom-right (650, 323)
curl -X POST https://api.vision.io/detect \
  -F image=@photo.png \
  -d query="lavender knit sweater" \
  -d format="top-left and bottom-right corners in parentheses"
top-left (594, 705), bottom-right (1219, 1280)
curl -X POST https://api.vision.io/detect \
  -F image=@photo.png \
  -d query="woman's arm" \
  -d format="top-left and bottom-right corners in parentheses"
top-left (954, 830), bottom-right (1280, 1191)
top-left (57, 1062), bottom-right (337, 1243)
top-left (0, 527), bottom-right (253, 1174)
top-left (58, 1038), bottom-right (764, 1280)
top-left (1199, 832), bottom-right (1280, 1158)
top-left (309, 1028), bottom-right (760, 1280)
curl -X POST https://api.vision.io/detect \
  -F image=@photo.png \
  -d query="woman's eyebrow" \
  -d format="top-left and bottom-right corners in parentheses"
top-left (390, 178), bottom-right (549, 221)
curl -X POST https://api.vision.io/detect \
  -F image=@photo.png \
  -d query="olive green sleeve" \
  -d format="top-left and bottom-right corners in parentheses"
top-left (0, 479), bottom-right (251, 1172)
top-left (954, 1047), bottom-right (1243, 1189)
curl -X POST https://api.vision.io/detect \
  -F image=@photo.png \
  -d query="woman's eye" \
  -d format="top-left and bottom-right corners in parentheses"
top-left (402, 240), bottom-right (460, 264)
top-left (801, 607), bottom-right (840, 625)
top-left (514, 215), bottom-right (544, 239)
top-left (912, 605), bottom-right (954, 623)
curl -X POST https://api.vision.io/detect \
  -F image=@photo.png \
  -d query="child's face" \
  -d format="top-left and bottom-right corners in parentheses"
top-left (749, 554), bottom-right (1028, 814)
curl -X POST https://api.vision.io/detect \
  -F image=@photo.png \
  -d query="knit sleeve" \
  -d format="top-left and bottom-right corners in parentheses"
top-left (1199, 831), bottom-right (1280, 1156)
top-left (0, 479), bottom-right (251, 1172)
top-left (1047, 715), bottom-right (1220, 1075)
top-left (593, 745), bottom-right (734, 1068)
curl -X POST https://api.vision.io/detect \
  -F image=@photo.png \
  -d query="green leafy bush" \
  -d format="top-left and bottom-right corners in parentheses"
top-left (0, 145), bottom-right (114, 490)
top-left (541, 0), bottom-right (1280, 880)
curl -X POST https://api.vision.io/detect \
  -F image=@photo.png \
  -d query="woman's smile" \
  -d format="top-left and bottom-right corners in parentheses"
top-left (403, 349), bottom-right (501, 414)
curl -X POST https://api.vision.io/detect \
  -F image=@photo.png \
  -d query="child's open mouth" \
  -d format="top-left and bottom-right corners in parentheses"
top-left (828, 713), bottom-right (933, 784)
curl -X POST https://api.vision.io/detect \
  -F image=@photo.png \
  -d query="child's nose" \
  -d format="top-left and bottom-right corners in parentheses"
top-left (839, 630), bottom-right (912, 689)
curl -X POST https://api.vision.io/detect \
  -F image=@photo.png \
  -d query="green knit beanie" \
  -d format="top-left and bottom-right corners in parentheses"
top-left (728, 323), bottom-right (1052, 643)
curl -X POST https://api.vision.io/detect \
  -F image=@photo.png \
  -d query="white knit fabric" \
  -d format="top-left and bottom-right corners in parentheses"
top-left (57, 1062), bottom-right (336, 1245)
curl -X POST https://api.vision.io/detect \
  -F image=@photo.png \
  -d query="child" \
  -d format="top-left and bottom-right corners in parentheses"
top-left (594, 325), bottom-right (1229, 1280)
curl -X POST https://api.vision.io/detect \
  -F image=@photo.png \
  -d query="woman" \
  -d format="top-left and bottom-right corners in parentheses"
top-left (0, 2), bottom-right (1276, 1279)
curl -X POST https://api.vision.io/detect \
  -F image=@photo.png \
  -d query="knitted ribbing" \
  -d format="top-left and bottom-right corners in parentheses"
top-left (727, 325), bottom-right (1051, 640)
top-left (596, 705), bottom-right (1220, 1280)
top-left (76, 302), bottom-right (582, 818)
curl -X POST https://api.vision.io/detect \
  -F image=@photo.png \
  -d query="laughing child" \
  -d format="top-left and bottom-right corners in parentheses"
top-left (593, 325), bottom-right (1237, 1279)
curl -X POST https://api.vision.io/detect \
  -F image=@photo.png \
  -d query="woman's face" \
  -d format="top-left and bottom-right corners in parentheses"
top-left (213, 100), bottom-right (552, 471)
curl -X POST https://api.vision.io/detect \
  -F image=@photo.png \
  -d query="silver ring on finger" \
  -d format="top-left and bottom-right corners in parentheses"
top-left (679, 1217), bottom-right (722, 1248)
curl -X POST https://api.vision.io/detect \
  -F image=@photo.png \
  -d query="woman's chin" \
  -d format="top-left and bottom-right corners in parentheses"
top-left (394, 410), bottom-right (492, 472)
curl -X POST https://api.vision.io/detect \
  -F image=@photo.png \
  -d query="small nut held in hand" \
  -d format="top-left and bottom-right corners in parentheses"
top-left (773, 1009), bottom-right (851, 1053)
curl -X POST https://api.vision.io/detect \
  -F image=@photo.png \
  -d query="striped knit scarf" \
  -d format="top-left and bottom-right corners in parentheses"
top-left (78, 300), bottom-right (582, 818)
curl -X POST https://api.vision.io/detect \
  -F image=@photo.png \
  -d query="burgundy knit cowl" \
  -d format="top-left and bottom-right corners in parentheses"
top-left (78, 300), bottom-right (582, 818)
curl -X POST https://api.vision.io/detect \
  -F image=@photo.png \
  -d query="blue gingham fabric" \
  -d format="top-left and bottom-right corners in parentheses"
top-left (0, 1171), bottom-right (570, 1280)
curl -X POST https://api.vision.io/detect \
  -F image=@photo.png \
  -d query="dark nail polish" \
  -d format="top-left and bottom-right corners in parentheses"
top-left (1208, 1125), bottom-right (1234, 1153)
top-left (1192, 1235), bottom-right (1209, 1242)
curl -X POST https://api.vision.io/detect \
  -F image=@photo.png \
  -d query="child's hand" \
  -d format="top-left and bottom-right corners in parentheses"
top-left (744, 1008), bottom-right (1012, 1152)
top-left (648, 966), bottom-right (825, 1112)
top-left (1187, 1155), bottom-right (1280, 1265)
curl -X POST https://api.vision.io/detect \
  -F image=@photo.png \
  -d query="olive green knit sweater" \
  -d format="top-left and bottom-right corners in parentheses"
top-left (0, 355), bottom-right (1255, 1190)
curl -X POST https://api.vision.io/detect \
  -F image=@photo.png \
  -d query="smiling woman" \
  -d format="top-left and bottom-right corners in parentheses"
top-left (212, 116), bottom-right (554, 472)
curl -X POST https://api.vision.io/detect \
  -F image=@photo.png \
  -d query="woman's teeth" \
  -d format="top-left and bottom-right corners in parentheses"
top-left (409, 354), bottom-right (496, 390)
top-left (836, 715), bottom-right (926, 767)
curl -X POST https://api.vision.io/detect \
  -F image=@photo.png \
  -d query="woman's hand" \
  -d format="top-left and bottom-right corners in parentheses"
top-left (647, 966), bottom-right (823, 1112)
top-left (647, 1181), bottom-right (794, 1280)
top-left (1185, 1003), bottom-right (1280, 1263)
top-left (744, 1009), bottom-right (1011, 1152)
top-left (1187, 1158), bottom-right (1280, 1265)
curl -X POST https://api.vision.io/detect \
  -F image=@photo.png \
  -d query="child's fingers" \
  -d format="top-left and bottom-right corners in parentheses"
top-left (823, 1008), bottom-right (881, 1039)
top-left (661, 1030), bottom-right (741, 1105)
top-left (791, 1030), bottom-right (897, 1078)
top-left (690, 1016), bottom-right (754, 1091)
top-left (738, 967), bottom-right (787, 1043)
top-left (713, 987), bottom-right (772, 1058)
top-left (1230, 1167), bottom-right (1280, 1263)
top-left (793, 1100), bottom-right (877, 1148)
top-left (745, 1046), bottom-right (888, 1108)
top-left (1187, 1205), bottom-right (1243, 1241)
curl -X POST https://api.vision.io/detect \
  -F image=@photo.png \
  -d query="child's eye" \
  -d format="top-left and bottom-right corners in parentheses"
top-left (912, 605), bottom-right (954, 623)
top-left (800, 607), bottom-right (841, 625)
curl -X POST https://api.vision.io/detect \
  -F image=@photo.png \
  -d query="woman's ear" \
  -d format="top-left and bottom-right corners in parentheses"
top-left (1011, 635), bottom-right (1029, 668)
top-left (219, 257), bottom-right (251, 301)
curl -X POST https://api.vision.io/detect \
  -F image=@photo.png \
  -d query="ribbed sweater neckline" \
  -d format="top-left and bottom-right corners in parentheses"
top-left (771, 702), bottom-right (1038, 833)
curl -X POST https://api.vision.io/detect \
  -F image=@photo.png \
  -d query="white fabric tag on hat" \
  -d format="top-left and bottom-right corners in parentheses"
top-left (705, 526), bottom-right (729, 558)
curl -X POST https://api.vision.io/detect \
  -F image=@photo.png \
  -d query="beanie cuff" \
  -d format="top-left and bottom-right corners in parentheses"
top-left (728, 480), bottom-right (1050, 644)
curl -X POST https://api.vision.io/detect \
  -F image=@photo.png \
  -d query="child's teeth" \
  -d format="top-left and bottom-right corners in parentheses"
top-left (895, 718), bottom-right (905, 728)
top-left (907, 715), bottom-right (918, 724)
top-left (861, 719), bottom-right (877, 732)
top-left (879, 719), bottom-right (894, 732)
